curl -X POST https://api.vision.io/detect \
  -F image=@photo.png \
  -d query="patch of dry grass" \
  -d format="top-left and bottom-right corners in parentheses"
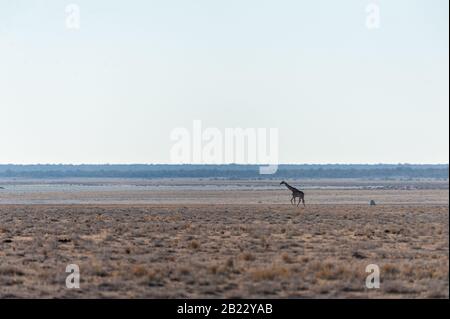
top-left (0, 201), bottom-right (447, 298)
top-left (250, 265), bottom-right (291, 281)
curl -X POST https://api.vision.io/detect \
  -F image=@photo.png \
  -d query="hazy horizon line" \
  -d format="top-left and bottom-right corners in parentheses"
top-left (0, 163), bottom-right (448, 166)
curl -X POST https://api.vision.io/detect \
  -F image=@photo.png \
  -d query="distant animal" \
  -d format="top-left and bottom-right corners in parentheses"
top-left (0, 186), bottom-right (4, 190)
top-left (369, 200), bottom-right (376, 206)
top-left (280, 181), bottom-right (305, 207)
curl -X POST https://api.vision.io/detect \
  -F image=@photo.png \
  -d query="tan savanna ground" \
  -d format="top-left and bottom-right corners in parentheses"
top-left (0, 179), bottom-right (448, 298)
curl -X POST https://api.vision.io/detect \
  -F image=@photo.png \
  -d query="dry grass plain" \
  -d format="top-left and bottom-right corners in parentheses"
top-left (0, 180), bottom-right (448, 298)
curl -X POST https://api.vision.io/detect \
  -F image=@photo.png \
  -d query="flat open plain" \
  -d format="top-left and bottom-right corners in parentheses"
top-left (0, 179), bottom-right (448, 298)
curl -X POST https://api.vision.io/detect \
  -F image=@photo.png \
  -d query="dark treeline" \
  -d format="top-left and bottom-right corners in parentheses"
top-left (0, 164), bottom-right (448, 179)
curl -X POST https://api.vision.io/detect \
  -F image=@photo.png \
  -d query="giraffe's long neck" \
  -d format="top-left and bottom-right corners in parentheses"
top-left (283, 183), bottom-right (296, 192)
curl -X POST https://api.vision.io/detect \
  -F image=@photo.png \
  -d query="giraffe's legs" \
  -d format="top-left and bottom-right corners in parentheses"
top-left (290, 196), bottom-right (295, 205)
top-left (297, 197), bottom-right (300, 207)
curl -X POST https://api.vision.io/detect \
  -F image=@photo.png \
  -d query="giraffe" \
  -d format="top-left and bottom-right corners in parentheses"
top-left (280, 181), bottom-right (305, 207)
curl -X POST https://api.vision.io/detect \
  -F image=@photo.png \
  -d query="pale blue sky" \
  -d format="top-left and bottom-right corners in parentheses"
top-left (0, 0), bottom-right (448, 164)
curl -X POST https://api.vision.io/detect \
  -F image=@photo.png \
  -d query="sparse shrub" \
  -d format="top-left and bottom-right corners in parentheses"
top-left (189, 240), bottom-right (200, 250)
top-left (382, 264), bottom-right (400, 276)
top-left (240, 252), bottom-right (256, 261)
top-left (351, 251), bottom-right (367, 259)
top-left (226, 258), bottom-right (234, 268)
top-left (300, 256), bottom-right (310, 263)
top-left (208, 265), bottom-right (218, 274)
top-left (0, 266), bottom-right (25, 276)
top-left (314, 262), bottom-right (351, 281)
top-left (91, 263), bottom-right (108, 277)
top-left (178, 267), bottom-right (191, 276)
top-left (383, 281), bottom-right (414, 294)
top-left (57, 238), bottom-right (71, 243)
top-left (281, 253), bottom-right (294, 264)
top-left (146, 269), bottom-right (163, 284)
top-left (132, 265), bottom-right (148, 277)
top-left (250, 266), bottom-right (290, 281)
